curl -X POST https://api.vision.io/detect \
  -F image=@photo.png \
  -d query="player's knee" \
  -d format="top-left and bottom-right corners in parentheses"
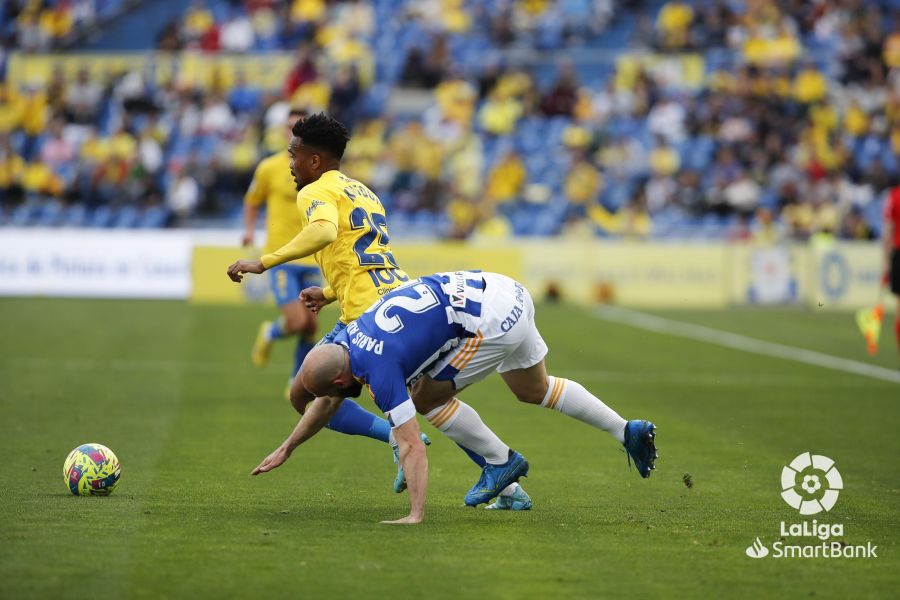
top-left (399, 436), bottom-right (427, 458)
top-left (283, 313), bottom-right (307, 335)
top-left (410, 379), bottom-right (454, 414)
top-left (297, 316), bottom-right (318, 338)
top-left (413, 396), bottom-right (444, 415)
top-left (514, 389), bottom-right (545, 405)
top-left (512, 379), bottom-right (549, 405)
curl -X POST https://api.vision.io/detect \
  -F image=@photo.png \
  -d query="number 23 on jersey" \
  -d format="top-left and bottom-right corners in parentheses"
top-left (343, 182), bottom-right (398, 269)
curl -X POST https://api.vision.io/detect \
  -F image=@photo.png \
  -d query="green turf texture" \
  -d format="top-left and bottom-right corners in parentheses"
top-left (1, 299), bottom-right (898, 599)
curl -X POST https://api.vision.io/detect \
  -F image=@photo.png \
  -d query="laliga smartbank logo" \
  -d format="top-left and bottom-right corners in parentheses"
top-left (744, 453), bottom-right (877, 560)
top-left (780, 452), bottom-right (842, 514)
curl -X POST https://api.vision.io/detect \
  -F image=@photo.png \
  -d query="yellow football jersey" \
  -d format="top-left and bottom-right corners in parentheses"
top-left (245, 151), bottom-right (317, 266)
top-left (297, 170), bottom-right (410, 323)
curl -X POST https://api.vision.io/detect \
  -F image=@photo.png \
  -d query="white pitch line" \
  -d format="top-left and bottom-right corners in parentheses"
top-left (592, 306), bottom-right (900, 385)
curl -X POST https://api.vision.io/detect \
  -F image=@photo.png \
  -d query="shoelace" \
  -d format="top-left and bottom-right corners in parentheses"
top-left (624, 446), bottom-right (634, 473)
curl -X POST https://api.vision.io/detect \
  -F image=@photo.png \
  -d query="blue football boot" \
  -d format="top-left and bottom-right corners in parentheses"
top-left (623, 420), bottom-right (657, 478)
top-left (485, 483), bottom-right (533, 511)
top-left (392, 432), bottom-right (432, 493)
top-left (464, 451), bottom-right (529, 507)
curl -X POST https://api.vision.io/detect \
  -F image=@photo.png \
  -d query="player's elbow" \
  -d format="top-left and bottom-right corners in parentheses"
top-left (316, 220), bottom-right (338, 244)
top-left (289, 376), bottom-right (315, 414)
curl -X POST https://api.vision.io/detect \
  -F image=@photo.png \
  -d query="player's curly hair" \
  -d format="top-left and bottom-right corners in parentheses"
top-left (291, 112), bottom-right (349, 160)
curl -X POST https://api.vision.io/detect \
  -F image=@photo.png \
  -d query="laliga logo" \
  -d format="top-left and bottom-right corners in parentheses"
top-left (780, 452), bottom-right (842, 515)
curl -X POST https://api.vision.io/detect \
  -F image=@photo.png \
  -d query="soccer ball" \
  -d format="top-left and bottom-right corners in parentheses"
top-left (63, 443), bottom-right (121, 496)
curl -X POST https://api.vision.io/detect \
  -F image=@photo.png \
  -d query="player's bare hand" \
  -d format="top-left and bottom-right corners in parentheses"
top-left (300, 286), bottom-right (330, 313)
top-left (227, 259), bottom-right (265, 282)
top-left (251, 445), bottom-right (291, 476)
top-left (241, 233), bottom-right (254, 248)
top-left (380, 514), bottom-right (423, 525)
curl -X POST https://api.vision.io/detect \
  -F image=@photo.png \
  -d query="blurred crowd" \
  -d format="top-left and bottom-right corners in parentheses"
top-left (1, 0), bottom-right (128, 51)
top-left (1, 0), bottom-right (900, 240)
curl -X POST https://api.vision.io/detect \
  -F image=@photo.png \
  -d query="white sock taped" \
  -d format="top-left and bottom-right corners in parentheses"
top-left (541, 376), bottom-right (627, 444)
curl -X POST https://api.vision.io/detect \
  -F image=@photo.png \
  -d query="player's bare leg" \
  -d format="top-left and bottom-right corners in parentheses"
top-left (500, 361), bottom-right (657, 477)
top-left (283, 300), bottom-right (318, 337)
top-left (411, 377), bottom-right (531, 509)
top-left (252, 300), bottom-right (317, 370)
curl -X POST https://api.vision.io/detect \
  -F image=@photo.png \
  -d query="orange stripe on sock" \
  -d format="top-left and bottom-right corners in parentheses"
top-left (431, 399), bottom-right (460, 428)
top-left (546, 378), bottom-right (561, 409)
top-left (427, 399), bottom-right (455, 425)
top-left (433, 402), bottom-right (459, 429)
top-left (548, 378), bottom-right (566, 409)
top-left (554, 378), bottom-right (568, 407)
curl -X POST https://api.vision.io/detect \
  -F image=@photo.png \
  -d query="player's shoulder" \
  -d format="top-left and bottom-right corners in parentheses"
top-left (300, 171), bottom-right (343, 194)
top-left (255, 151), bottom-right (284, 174)
top-left (298, 172), bottom-right (348, 208)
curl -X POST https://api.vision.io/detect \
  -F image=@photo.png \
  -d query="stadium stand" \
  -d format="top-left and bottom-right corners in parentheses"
top-left (1, 0), bottom-right (899, 240)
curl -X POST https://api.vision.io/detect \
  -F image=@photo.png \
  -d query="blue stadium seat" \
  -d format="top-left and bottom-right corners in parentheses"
top-left (64, 204), bottom-right (89, 227)
top-left (35, 201), bottom-right (64, 227)
top-left (10, 201), bottom-right (39, 227)
top-left (88, 205), bottom-right (115, 228)
top-left (113, 205), bottom-right (140, 228)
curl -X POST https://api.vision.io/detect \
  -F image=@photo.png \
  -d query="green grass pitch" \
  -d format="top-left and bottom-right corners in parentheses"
top-left (1, 298), bottom-right (898, 598)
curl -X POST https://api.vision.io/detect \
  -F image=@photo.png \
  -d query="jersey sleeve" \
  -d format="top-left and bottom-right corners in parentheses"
top-left (297, 185), bottom-right (340, 227)
top-left (244, 161), bottom-right (268, 207)
top-left (365, 363), bottom-right (416, 428)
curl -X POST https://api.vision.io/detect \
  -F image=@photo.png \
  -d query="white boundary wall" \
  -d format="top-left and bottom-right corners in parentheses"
top-left (0, 229), bottom-right (884, 309)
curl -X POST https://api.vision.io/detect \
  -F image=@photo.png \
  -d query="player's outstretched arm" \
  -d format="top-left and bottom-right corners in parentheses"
top-left (260, 220), bottom-right (337, 270)
top-left (250, 396), bottom-right (344, 475)
top-left (300, 286), bottom-right (335, 313)
top-left (381, 418), bottom-right (428, 525)
top-left (227, 259), bottom-right (266, 282)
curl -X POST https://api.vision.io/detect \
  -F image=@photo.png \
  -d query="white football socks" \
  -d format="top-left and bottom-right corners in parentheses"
top-left (541, 376), bottom-right (627, 444)
top-left (424, 398), bottom-right (510, 465)
top-left (499, 482), bottom-right (520, 497)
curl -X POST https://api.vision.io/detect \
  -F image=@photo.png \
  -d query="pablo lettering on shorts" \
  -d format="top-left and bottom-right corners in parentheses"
top-left (501, 283), bottom-right (526, 332)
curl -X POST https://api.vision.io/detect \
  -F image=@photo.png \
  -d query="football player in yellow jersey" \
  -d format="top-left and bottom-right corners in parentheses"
top-left (242, 109), bottom-right (320, 383)
top-left (228, 113), bottom-right (428, 491)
